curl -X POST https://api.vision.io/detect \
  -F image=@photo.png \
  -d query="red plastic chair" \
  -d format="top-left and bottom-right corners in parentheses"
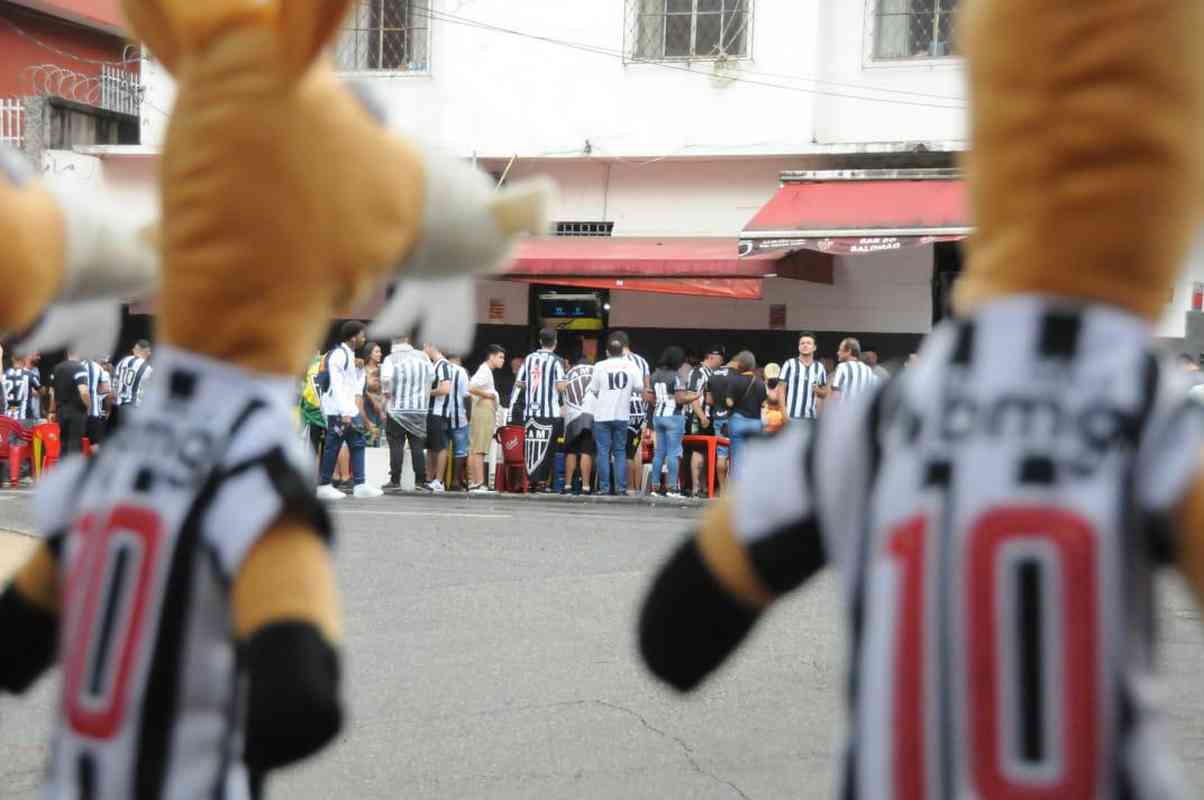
top-left (493, 424), bottom-right (528, 493)
top-left (0, 417), bottom-right (34, 487)
top-left (33, 422), bottom-right (61, 478)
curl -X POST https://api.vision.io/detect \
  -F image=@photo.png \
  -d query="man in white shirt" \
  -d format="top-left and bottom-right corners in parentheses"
top-left (467, 345), bottom-right (505, 492)
top-left (588, 336), bottom-right (645, 495)
top-left (317, 321), bottom-right (382, 499)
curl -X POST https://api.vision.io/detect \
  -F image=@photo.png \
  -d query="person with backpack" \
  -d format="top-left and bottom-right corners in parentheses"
top-left (316, 321), bottom-right (382, 499)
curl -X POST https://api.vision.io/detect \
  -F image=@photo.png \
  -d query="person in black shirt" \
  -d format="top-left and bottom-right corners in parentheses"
top-left (711, 350), bottom-right (766, 480)
top-left (51, 354), bottom-right (89, 455)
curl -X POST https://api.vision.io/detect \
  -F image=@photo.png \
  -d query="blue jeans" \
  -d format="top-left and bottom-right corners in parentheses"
top-left (727, 414), bottom-right (764, 481)
top-left (319, 416), bottom-right (366, 486)
top-left (650, 415), bottom-right (685, 492)
top-left (594, 420), bottom-right (629, 494)
top-left (451, 425), bottom-right (469, 458)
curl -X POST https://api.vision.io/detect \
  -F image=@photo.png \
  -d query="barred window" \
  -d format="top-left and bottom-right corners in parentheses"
top-left (873, 0), bottom-right (959, 60)
top-left (336, 0), bottom-right (431, 73)
top-left (627, 0), bottom-right (751, 62)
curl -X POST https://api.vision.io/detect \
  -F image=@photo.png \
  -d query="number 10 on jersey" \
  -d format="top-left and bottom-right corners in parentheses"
top-left (882, 506), bottom-right (1097, 799)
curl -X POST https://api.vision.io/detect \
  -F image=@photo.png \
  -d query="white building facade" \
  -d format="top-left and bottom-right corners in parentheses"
top-left (42, 0), bottom-right (1203, 353)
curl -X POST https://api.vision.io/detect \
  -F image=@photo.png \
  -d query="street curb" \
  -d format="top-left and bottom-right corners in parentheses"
top-left (0, 526), bottom-right (37, 539)
top-left (380, 489), bottom-right (710, 509)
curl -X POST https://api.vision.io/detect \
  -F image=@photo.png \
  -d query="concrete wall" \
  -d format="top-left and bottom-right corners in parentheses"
top-left (812, 0), bottom-right (966, 145)
top-left (137, 0), bottom-right (967, 157)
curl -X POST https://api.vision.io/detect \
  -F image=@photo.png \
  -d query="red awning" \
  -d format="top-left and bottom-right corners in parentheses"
top-left (741, 178), bottom-right (971, 255)
top-left (509, 276), bottom-right (766, 300)
top-left (505, 237), bottom-right (832, 299)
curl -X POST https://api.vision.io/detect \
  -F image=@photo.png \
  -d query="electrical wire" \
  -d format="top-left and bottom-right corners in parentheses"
top-left (410, 6), bottom-right (966, 110)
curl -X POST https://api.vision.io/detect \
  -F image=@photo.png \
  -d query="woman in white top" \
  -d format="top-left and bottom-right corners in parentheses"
top-left (466, 345), bottom-right (506, 491)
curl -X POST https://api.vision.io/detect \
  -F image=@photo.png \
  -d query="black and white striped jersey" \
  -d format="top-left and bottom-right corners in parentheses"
top-left (435, 363), bottom-right (469, 428)
top-left (779, 358), bottom-right (826, 419)
top-left (832, 359), bottom-right (877, 400)
top-left (430, 358), bottom-right (455, 419)
top-left (651, 368), bottom-right (686, 417)
top-left (382, 347), bottom-right (434, 415)
top-left (114, 355), bottom-right (153, 408)
top-left (82, 360), bottom-right (110, 418)
top-left (517, 350), bottom-right (565, 419)
top-left (625, 352), bottom-right (651, 428)
top-left (687, 365), bottom-right (712, 423)
top-left (32, 346), bottom-right (330, 800)
top-left (4, 367), bottom-right (41, 419)
top-left (733, 297), bottom-right (1204, 800)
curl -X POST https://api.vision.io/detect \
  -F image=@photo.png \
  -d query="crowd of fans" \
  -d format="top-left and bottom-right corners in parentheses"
top-left (19, 329), bottom-right (1201, 499)
top-left (0, 340), bottom-right (153, 481)
top-left (297, 326), bottom-right (911, 499)
top-left (0, 327), bottom-right (907, 496)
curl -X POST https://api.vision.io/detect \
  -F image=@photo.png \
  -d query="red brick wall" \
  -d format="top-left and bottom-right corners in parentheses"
top-left (0, 4), bottom-right (132, 100)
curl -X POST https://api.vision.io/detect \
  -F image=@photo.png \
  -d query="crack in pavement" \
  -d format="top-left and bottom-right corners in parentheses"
top-left (594, 700), bottom-right (753, 800)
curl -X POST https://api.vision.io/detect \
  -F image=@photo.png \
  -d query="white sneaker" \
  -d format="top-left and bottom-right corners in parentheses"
top-left (666, 491), bottom-right (685, 499)
top-left (353, 484), bottom-right (384, 498)
top-left (316, 484), bottom-right (346, 500)
top-left (428, 480), bottom-right (446, 493)
top-left (469, 484), bottom-right (494, 494)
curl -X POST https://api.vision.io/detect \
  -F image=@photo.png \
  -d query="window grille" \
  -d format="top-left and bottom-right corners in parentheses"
top-left (873, 0), bottom-right (960, 60)
top-left (336, 0), bottom-right (431, 73)
top-left (555, 222), bottom-right (615, 237)
top-left (626, 0), bottom-right (751, 62)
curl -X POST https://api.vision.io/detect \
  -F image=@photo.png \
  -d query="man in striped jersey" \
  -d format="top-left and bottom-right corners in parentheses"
top-left (615, 332), bottom-right (651, 494)
top-left (81, 357), bottom-right (112, 449)
top-left (429, 352), bottom-right (470, 492)
top-left (830, 337), bottom-right (878, 402)
top-left (687, 347), bottom-right (726, 498)
top-left (423, 343), bottom-right (454, 492)
top-left (381, 336), bottom-right (434, 491)
top-left (110, 340), bottom-right (153, 433)
top-left (4, 353), bottom-right (43, 421)
top-left (777, 332), bottom-right (827, 426)
top-left (514, 328), bottom-right (567, 492)
top-left (562, 356), bottom-right (595, 495)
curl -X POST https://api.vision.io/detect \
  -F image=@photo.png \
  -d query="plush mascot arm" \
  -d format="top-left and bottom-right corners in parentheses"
top-left (1173, 460), bottom-right (1204, 610)
top-left (230, 518), bottom-right (343, 772)
top-left (0, 144), bottom-right (158, 345)
top-left (640, 427), bottom-right (826, 691)
top-left (0, 537), bottom-right (62, 693)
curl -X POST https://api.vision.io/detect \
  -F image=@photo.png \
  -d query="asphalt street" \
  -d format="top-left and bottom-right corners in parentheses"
top-left (3, 490), bottom-right (1204, 799)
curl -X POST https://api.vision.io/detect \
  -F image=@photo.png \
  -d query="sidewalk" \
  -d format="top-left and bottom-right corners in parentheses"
top-left (380, 488), bottom-right (710, 508)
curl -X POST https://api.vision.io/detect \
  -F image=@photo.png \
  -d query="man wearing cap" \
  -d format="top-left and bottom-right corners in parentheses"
top-left (686, 346), bottom-right (726, 498)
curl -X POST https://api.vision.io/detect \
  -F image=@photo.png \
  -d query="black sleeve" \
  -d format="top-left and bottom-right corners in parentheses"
top-left (0, 585), bottom-right (59, 694)
top-left (638, 537), bottom-right (761, 693)
top-left (242, 622), bottom-right (343, 771)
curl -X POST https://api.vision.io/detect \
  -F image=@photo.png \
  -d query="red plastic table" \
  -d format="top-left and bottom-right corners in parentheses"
top-left (682, 434), bottom-right (731, 498)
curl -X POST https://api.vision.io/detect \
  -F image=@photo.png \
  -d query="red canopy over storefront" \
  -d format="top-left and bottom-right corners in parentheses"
top-left (504, 237), bottom-right (832, 300)
top-left (741, 173), bottom-right (971, 256)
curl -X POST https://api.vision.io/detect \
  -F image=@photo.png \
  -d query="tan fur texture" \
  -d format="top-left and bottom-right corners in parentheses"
top-left (0, 183), bottom-right (67, 334)
top-left (231, 520), bottom-right (342, 645)
top-left (954, 0), bottom-right (1204, 321)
